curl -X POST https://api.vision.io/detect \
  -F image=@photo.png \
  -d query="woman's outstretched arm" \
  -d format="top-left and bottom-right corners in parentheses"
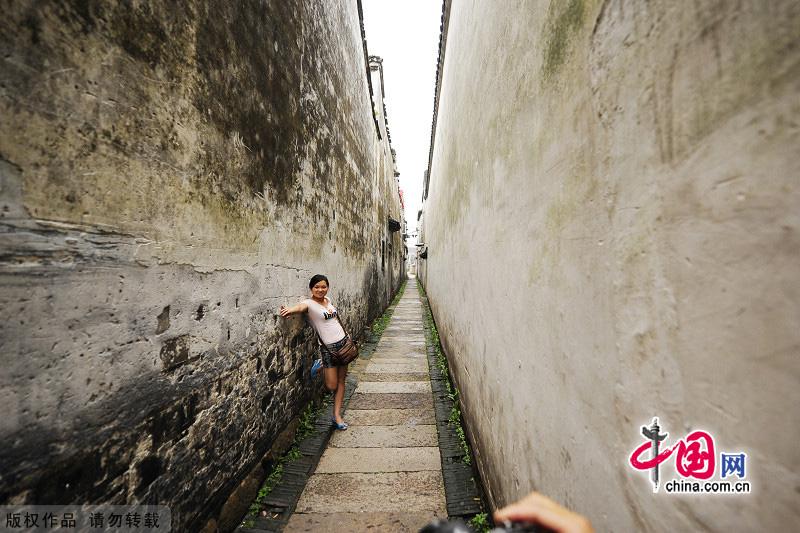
top-left (279, 301), bottom-right (309, 317)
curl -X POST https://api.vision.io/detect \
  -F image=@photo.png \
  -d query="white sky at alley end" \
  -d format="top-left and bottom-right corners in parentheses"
top-left (361, 0), bottom-right (442, 244)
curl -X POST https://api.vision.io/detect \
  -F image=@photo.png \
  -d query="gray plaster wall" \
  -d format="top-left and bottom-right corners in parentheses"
top-left (0, 1), bottom-right (403, 530)
top-left (420, 1), bottom-right (799, 531)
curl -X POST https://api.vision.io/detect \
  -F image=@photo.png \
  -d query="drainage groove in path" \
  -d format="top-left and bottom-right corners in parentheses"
top-left (419, 284), bottom-right (484, 520)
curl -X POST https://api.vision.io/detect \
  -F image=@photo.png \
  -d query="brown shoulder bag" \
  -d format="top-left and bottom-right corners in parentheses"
top-left (317, 315), bottom-right (359, 365)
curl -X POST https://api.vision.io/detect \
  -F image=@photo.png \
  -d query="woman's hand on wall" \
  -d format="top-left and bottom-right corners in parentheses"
top-left (279, 302), bottom-right (307, 318)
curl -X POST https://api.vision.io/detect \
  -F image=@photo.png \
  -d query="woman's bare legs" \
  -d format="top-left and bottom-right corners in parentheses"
top-left (334, 365), bottom-right (348, 423)
top-left (324, 365), bottom-right (349, 424)
top-left (324, 367), bottom-right (337, 392)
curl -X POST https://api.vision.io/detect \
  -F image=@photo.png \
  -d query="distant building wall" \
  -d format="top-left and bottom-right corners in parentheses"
top-left (0, 1), bottom-right (402, 530)
top-left (421, 1), bottom-right (799, 531)
top-left (369, 55), bottom-right (406, 292)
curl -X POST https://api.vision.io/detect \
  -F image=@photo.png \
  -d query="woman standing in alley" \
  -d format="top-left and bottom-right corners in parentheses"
top-left (279, 274), bottom-right (351, 430)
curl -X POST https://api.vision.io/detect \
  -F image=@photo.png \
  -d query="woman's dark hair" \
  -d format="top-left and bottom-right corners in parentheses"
top-left (309, 274), bottom-right (329, 289)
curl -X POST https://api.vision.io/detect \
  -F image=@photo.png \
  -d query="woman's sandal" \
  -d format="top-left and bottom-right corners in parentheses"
top-left (331, 417), bottom-right (348, 430)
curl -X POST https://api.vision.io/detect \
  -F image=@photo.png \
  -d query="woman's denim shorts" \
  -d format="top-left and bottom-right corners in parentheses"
top-left (320, 336), bottom-right (349, 368)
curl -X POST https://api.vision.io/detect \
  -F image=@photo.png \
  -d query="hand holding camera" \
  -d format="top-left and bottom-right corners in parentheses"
top-left (493, 491), bottom-right (594, 533)
top-left (420, 491), bottom-right (593, 533)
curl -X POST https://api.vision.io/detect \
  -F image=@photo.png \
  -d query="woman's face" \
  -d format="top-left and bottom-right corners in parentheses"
top-left (311, 280), bottom-right (329, 300)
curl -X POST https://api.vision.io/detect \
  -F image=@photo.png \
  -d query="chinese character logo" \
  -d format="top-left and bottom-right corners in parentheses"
top-left (631, 417), bottom-right (669, 492)
top-left (628, 417), bottom-right (749, 495)
top-left (721, 452), bottom-right (746, 479)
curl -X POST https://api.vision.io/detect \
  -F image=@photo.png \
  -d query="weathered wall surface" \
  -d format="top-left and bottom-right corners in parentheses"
top-left (369, 56), bottom-right (406, 298)
top-left (0, 1), bottom-right (402, 530)
top-left (421, 0), bottom-right (799, 531)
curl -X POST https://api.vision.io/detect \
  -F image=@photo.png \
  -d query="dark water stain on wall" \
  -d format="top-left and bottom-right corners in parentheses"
top-left (541, 0), bottom-right (586, 81)
top-left (193, 1), bottom-right (305, 203)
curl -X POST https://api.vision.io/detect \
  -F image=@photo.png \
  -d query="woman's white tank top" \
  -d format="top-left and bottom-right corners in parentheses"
top-left (304, 298), bottom-right (346, 345)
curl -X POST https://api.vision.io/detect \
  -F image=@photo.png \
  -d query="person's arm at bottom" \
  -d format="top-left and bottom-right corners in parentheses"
top-left (493, 491), bottom-right (593, 533)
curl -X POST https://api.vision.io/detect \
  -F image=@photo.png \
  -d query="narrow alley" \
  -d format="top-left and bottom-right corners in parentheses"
top-left (1, 1), bottom-right (797, 532)
top-left (238, 278), bottom-right (480, 532)
top-left (285, 278), bottom-right (443, 531)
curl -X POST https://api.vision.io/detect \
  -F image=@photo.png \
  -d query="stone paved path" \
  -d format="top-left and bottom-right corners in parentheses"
top-left (284, 278), bottom-right (445, 532)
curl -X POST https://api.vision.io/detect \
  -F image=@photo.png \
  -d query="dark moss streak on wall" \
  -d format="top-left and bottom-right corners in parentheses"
top-left (3, 0), bottom-right (392, 257)
top-left (194, 1), bottom-right (304, 203)
top-left (2, 1), bottom-right (308, 248)
top-left (541, 0), bottom-right (587, 81)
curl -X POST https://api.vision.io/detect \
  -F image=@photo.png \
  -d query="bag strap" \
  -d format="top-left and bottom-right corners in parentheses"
top-left (313, 311), bottom-right (349, 349)
top-left (335, 314), bottom-right (350, 339)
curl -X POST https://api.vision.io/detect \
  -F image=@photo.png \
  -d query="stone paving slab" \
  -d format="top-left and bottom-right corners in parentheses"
top-left (345, 408), bottom-right (435, 426)
top-left (366, 356), bottom-right (427, 364)
top-left (375, 340), bottom-right (426, 353)
top-left (356, 381), bottom-right (431, 394)
top-left (376, 340), bottom-right (426, 348)
top-left (372, 345), bottom-right (427, 356)
top-left (365, 362), bottom-right (429, 373)
top-left (348, 392), bottom-right (434, 410)
top-left (380, 334), bottom-right (425, 340)
top-left (382, 327), bottom-right (425, 334)
top-left (329, 425), bottom-right (438, 447)
top-left (382, 328), bottom-right (424, 333)
top-left (359, 372), bottom-right (430, 382)
top-left (371, 353), bottom-right (427, 362)
top-left (377, 339), bottom-right (428, 347)
top-left (294, 471), bottom-right (446, 513)
top-left (366, 356), bottom-right (428, 366)
top-left (316, 447), bottom-right (441, 473)
top-left (284, 512), bottom-right (437, 533)
top-left (378, 337), bottom-right (427, 343)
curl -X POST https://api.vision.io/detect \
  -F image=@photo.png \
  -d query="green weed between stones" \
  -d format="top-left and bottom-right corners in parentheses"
top-left (419, 281), bottom-right (488, 528)
top-left (468, 512), bottom-right (490, 533)
top-left (241, 398), bottom-right (324, 528)
top-left (417, 282), bottom-right (471, 465)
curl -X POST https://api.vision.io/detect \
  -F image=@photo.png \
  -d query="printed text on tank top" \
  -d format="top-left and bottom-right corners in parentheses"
top-left (305, 297), bottom-right (345, 345)
top-left (311, 298), bottom-right (338, 320)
